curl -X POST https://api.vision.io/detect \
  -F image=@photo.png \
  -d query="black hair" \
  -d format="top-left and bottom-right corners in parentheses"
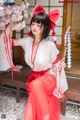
top-left (30, 12), bottom-right (51, 39)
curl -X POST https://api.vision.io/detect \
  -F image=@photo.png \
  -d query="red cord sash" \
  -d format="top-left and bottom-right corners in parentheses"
top-left (4, 31), bottom-right (19, 80)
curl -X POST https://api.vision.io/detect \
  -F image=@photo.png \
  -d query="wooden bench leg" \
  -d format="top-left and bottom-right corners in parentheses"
top-left (61, 99), bottom-right (67, 115)
top-left (16, 88), bottom-right (20, 103)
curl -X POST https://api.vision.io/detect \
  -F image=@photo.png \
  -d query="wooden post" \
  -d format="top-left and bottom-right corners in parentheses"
top-left (21, 29), bottom-right (24, 38)
top-left (61, 0), bottom-right (67, 58)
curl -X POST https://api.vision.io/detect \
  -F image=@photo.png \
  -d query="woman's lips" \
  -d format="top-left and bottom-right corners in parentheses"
top-left (32, 30), bottom-right (37, 32)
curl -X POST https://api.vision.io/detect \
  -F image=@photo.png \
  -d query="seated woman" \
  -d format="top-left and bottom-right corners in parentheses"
top-left (5, 4), bottom-right (68, 120)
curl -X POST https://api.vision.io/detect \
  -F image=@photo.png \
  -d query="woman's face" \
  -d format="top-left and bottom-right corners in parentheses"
top-left (30, 22), bottom-right (44, 37)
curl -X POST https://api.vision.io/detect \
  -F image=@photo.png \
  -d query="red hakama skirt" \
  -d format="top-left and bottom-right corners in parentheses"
top-left (24, 69), bottom-right (61, 120)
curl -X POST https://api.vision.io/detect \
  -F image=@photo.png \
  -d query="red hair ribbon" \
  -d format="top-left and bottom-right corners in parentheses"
top-left (31, 4), bottom-right (46, 17)
top-left (31, 4), bottom-right (60, 31)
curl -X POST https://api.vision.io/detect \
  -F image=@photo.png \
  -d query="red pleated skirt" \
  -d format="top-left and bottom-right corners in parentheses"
top-left (24, 69), bottom-right (61, 120)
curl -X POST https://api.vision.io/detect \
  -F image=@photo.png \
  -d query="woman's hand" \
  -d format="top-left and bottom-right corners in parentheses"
top-left (5, 21), bottom-right (13, 37)
top-left (58, 58), bottom-right (66, 71)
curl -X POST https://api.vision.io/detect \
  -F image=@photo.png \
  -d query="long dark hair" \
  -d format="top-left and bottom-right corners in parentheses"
top-left (30, 12), bottom-right (51, 39)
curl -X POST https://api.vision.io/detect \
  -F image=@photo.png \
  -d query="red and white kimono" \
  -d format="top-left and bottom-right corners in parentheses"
top-left (19, 37), bottom-right (68, 120)
top-left (0, 32), bottom-right (18, 79)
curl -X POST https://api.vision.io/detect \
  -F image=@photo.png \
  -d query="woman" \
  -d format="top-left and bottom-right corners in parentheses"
top-left (5, 5), bottom-right (67, 120)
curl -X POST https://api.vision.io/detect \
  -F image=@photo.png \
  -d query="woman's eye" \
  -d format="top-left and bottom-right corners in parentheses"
top-left (32, 23), bottom-right (35, 25)
top-left (31, 23), bottom-right (41, 27)
top-left (37, 24), bottom-right (41, 27)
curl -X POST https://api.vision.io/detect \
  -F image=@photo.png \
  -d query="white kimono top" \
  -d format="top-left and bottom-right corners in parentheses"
top-left (19, 37), bottom-right (59, 71)
top-left (19, 37), bottom-right (68, 98)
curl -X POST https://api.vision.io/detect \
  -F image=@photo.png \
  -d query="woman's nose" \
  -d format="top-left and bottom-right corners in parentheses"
top-left (34, 24), bottom-right (37, 28)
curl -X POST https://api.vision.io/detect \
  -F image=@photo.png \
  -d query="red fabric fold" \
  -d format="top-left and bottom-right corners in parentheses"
top-left (31, 4), bottom-right (46, 16)
top-left (26, 68), bottom-right (50, 92)
top-left (48, 9), bottom-right (60, 30)
top-left (12, 40), bottom-right (14, 48)
top-left (52, 57), bottom-right (60, 64)
top-left (27, 68), bottom-right (50, 83)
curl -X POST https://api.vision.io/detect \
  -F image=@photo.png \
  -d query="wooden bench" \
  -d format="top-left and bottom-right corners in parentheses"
top-left (61, 73), bottom-right (80, 115)
top-left (0, 66), bottom-right (31, 102)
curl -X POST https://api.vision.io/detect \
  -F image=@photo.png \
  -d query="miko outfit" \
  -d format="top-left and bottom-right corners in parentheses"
top-left (0, 4), bottom-right (68, 120)
top-left (19, 37), bottom-right (68, 120)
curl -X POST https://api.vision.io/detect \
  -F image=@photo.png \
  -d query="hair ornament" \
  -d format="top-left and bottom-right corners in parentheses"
top-left (30, 4), bottom-right (60, 44)
top-left (31, 4), bottom-right (46, 17)
top-left (31, 4), bottom-right (60, 30)
top-left (27, 31), bottom-right (32, 37)
top-left (51, 30), bottom-right (57, 44)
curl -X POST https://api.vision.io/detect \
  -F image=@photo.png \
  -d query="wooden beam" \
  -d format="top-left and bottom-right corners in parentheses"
top-left (61, 0), bottom-right (67, 58)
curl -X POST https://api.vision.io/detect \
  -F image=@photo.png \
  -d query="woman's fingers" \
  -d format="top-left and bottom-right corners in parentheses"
top-left (58, 60), bottom-right (66, 71)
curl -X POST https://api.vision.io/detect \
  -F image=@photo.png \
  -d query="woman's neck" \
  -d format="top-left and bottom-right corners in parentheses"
top-left (34, 36), bottom-right (42, 43)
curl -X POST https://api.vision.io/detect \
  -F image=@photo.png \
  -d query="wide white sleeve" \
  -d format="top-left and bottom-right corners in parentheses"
top-left (19, 37), bottom-right (30, 51)
top-left (49, 42), bottom-right (59, 63)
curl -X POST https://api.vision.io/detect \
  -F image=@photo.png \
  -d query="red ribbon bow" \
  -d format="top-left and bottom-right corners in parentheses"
top-left (31, 4), bottom-right (60, 30)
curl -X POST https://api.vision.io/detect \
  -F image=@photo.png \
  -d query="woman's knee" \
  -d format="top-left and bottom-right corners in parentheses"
top-left (31, 79), bottom-right (41, 90)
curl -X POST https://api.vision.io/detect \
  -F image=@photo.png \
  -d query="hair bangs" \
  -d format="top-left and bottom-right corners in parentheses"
top-left (31, 12), bottom-right (46, 25)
